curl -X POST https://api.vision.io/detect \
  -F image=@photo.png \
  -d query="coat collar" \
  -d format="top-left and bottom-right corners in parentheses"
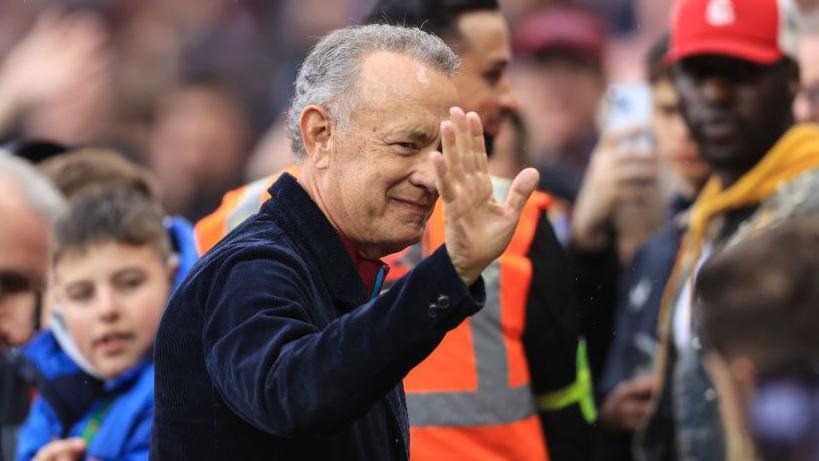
top-left (261, 173), bottom-right (369, 310)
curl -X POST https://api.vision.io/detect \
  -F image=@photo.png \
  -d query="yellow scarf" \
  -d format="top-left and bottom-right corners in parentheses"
top-left (687, 124), bottom-right (819, 253)
top-left (653, 124), bottom-right (819, 383)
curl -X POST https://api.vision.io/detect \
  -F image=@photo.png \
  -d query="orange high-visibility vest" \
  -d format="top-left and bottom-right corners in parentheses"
top-left (196, 170), bottom-right (552, 459)
top-left (194, 166), bottom-right (300, 253)
top-left (387, 181), bottom-right (552, 461)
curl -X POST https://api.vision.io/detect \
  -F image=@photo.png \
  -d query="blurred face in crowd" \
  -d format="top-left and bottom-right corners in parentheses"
top-left (301, 52), bottom-right (457, 258)
top-left (0, 182), bottom-right (49, 347)
top-left (513, 50), bottom-right (604, 156)
top-left (453, 11), bottom-right (517, 140)
top-left (149, 84), bottom-right (250, 219)
top-left (56, 243), bottom-right (173, 379)
top-left (794, 34), bottom-right (819, 124)
top-left (651, 78), bottom-right (710, 193)
top-left (672, 55), bottom-right (798, 185)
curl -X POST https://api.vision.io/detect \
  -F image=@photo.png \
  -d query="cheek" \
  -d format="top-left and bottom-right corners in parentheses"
top-left (63, 308), bottom-right (94, 352)
top-left (0, 295), bottom-right (37, 339)
top-left (129, 284), bottom-right (169, 340)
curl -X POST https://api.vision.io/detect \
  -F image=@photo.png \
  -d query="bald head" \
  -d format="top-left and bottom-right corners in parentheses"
top-left (0, 155), bottom-right (64, 346)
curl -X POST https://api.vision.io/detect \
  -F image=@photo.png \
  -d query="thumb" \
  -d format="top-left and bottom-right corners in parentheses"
top-left (63, 437), bottom-right (87, 454)
top-left (505, 168), bottom-right (539, 214)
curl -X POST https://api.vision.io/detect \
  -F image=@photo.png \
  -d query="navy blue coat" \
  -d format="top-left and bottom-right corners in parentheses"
top-left (151, 174), bottom-right (485, 460)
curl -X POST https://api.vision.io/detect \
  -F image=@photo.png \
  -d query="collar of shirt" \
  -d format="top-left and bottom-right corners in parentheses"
top-left (336, 233), bottom-right (390, 298)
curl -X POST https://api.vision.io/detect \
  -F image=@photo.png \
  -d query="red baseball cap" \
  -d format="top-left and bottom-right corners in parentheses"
top-left (666, 0), bottom-right (799, 65)
top-left (512, 7), bottom-right (605, 65)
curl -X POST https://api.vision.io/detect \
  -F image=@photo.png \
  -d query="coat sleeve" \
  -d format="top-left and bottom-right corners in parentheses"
top-left (202, 244), bottom-right (485, 438)
top-left (115, 404), bottom-right (151, 461)
top-left (15, 397), bottom-right (62, 461)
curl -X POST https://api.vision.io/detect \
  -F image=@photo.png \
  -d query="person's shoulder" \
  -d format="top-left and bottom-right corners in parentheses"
top-left (765, 166), bottom-right (819, 218)
top-left (186, 215), bottom-right (313, 291)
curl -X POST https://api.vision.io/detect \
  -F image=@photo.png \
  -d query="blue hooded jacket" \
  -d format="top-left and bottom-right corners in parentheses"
top-left (16, 333), bottom-right (153, 461)
top-left (12, 216), bottom-right (198, 460)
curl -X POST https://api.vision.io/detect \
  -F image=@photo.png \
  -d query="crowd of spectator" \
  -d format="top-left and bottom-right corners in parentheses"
top-left (2, 0), bottom-right (819, 460)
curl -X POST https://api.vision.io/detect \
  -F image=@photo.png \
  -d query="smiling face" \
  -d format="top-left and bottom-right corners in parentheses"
top-left (453, 11), bottom-right (516, 139)
top-left (672, 55), bottom-right (798, 184)
top-left (56, 243), bottom-right (172, 379)
top-left (307, 51), bottom-right (458, 258)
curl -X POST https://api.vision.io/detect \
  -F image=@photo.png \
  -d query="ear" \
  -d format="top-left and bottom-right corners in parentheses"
top-left (299, 105), bottom-right (334, 169)
top-left (167, 255), bottom-right (180, 285)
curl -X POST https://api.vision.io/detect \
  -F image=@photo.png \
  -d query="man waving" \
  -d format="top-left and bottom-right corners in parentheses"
top-left (150, 24), bottom-right (538, 461)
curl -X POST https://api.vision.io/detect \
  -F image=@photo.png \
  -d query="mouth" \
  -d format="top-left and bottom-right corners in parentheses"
top-left (391, 198), bottom-right (432, 217)
top-left (93, 331), bottom-right (134, 355)
top-left (697, 115), bottom-right (740, 146)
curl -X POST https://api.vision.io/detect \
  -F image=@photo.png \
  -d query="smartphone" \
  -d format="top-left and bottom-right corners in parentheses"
top-left (601, 83), bottom-right (654, 151)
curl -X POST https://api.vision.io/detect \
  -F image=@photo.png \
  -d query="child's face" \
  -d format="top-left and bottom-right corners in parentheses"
top-left (55, 243), bottom-right (172, 379)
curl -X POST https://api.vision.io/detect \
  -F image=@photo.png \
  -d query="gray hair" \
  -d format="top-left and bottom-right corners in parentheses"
top-left (0, 153), bottom-right (66, 226)
top-left (287, 24), bottom-right (460, 156)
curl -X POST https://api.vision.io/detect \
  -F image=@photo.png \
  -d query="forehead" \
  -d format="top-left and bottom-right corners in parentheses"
top-left (0, 188), bottom-right (50, 278)
top-left (674, 55), bottom-right (772, 81)
top-left (456, 11), bottom-right (511, 65)
top-left (355, 51), bottom-right (458, 129)
top-left (55, 242), bottom-right (164, 279)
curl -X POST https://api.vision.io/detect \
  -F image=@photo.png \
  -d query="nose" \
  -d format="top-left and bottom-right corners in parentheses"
top-left (499, 72), bottom-right (519, 113)
top-left (96, 286), bottom-right (121, 322)
top-left (701, 75), bottom-right (733, 105)
top-left (408, 152), bottom-right (438, 196)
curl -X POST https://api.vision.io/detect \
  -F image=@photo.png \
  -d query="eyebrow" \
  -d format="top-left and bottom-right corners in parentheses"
top-left (382, 127), bottom-right (438, 145)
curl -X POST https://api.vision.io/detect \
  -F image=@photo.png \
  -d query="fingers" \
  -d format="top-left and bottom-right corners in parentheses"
top-left (450, 107), bottom-right (476, 174)
top-left (431, 151), bottom-right (456, 203)
top-left (440, 107), bottom-right (488, 180)
top-left (467, 112), bottom-right (488, 173)
top-left (505, 168), bottom-right (539, 213)
top-left (625, 375), bottom-right (659, 396)
top-left (33, 438), bottom-right (86, 461)
top-left (440, 120), bottom-right (463, 183)
top-left (600, 125), bottom-right (650, 149)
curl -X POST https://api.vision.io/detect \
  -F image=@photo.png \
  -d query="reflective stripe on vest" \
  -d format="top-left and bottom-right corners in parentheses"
top-left (398, 183), bottom-right (553, 460)
top-left (536, 339), bottom-right (598, 423)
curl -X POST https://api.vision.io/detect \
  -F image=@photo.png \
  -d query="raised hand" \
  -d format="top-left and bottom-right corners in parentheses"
top-left (571, 126), bottom-right (658, 251)
top-left (431, 107), bottom-right (539, 286)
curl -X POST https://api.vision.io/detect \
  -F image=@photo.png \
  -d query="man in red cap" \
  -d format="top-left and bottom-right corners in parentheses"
top-left (636, 0), bottom-right (819, 460)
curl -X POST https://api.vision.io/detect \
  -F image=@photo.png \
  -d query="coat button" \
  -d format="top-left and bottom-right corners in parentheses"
top-left (428, 303), bottom-right (440, 318)
top-left (437, 294), bottom-right (450, 309)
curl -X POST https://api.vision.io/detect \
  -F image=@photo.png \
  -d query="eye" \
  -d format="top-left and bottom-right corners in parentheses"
top-left (115, 271), bottom-right (146, 293)
top-left (66, 284), bottom-right (94, 304)
top-left (392, 142), bottom-right (418, 153)
top-left (483, 69), bottom-right (503, 86)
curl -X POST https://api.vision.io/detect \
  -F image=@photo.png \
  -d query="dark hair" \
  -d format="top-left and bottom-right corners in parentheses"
top-left (3, 139), bottom-right (69, 164)
top-left (54, 188), bottom-right (170, 264)
top-left (646, 33), bottom-right (670, 84)
top-left (363, 0), bottom-right (499, 41)
top-left (38, 148), bottom-right (159, 201)
top-left (697, 217), bottom-right (819, 374)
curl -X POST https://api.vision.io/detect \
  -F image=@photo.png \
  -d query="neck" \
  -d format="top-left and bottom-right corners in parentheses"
top-left (297, 168), bottom-right (385, 260)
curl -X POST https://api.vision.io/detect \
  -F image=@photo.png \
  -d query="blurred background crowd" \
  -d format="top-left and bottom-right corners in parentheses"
top-left (4, 0), bottom-right (819, 460)
top-left (0, 0), bottom-right (670, 222)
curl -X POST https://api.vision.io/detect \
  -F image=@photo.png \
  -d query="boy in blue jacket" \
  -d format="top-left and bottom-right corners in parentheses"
top-left (17, 188), bottom-right (176, 461)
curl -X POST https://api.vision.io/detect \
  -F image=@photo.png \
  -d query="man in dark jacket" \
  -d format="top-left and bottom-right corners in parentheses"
top-left (150, 24), bottom-right (539, 461)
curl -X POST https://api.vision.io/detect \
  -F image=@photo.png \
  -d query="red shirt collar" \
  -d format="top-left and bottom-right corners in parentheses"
top-left (337, 233), bottom-right (389, 298)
